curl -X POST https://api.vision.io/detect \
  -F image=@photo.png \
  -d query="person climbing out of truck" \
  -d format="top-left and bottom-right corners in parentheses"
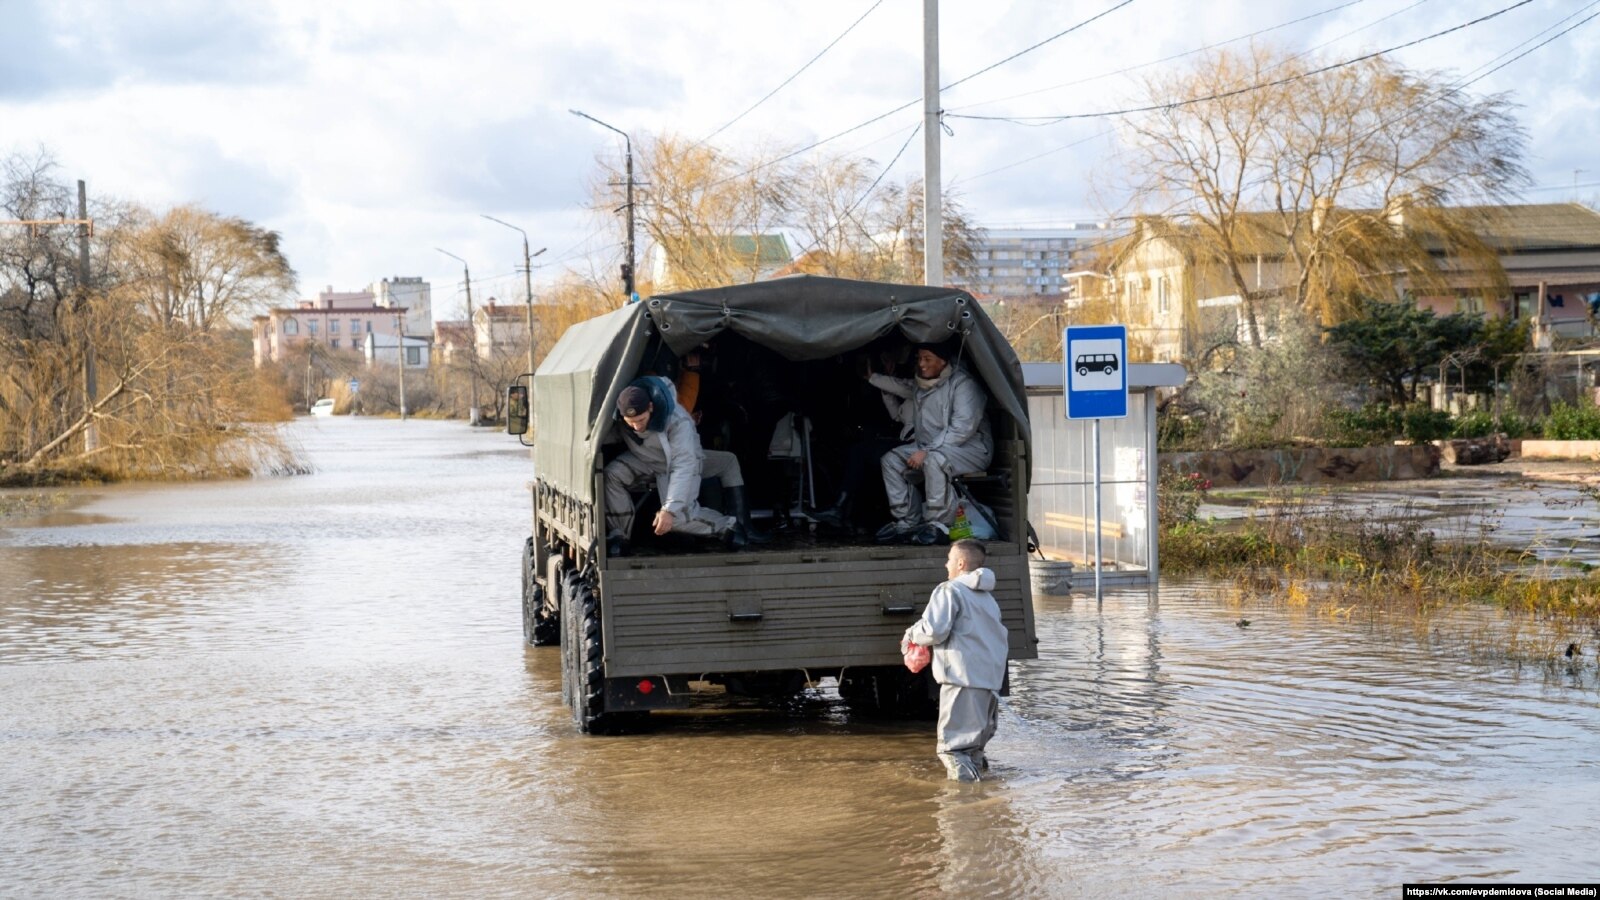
top-left (874, 340), bottom-right (994, 545)
top-left (902, 538), bottom-right (1008, 783)
top-left (603, 376), bottom-right (755, 557)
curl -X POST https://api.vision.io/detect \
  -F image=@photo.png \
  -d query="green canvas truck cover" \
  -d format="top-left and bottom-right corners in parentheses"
top-left (532, 274), bottom-right (1032, 505)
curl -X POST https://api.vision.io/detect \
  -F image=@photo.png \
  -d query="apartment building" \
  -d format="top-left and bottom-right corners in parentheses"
top-left (952, 224), bottom-right (1124, 300)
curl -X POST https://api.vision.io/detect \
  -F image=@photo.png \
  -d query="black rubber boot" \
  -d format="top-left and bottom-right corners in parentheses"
top-left (722, 521), bottom-right (750, 552)
top-left (725, 486), bottom-right (772, 544)
top-left (811, 491), bottom-right (850, 528)
top-left (606, 532), bottom-right (629, 558)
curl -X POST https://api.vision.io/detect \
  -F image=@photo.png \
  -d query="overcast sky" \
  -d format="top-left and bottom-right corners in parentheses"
top-left (4, 0), bottom-right (1597, 318)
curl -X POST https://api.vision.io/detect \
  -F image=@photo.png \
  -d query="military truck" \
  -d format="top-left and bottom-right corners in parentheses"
top-left (508, 275), bottom-right (1038, 733)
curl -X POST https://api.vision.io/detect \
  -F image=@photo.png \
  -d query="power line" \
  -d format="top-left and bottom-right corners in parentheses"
top-left (941, 0), bottom-right (1135, 96)
top-left (947, 0), bottom-right (1535, 125)
top-left (1453, 2), bottom-right (1600, 87)
top-left (789, 121), bottom-right (923, 264)
top-left (950, 0), bottom-right (1435, 186)
top-left (709, 2), bottom-right (1134, 187)
top-left (699, 0), bottom-right (885, 145)
top-left (947, 0), bottom-right (1374, 113)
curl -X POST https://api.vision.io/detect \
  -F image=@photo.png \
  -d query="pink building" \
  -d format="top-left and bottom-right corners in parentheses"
top-left (253, 288), bottom-right (410, 366)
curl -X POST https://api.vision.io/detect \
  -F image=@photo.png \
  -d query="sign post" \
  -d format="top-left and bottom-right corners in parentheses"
top-left (1063, 324), bottom-right (1128, 604)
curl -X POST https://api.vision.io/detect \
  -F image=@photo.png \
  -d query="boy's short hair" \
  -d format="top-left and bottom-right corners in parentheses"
top-left (951, 538), bottom-right (986, 571)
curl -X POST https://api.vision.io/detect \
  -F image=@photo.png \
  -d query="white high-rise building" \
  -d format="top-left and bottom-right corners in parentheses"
top-left (371, 276), bottom-right (433, 336)
top-left (952, 224), bottom-right (1124, 299)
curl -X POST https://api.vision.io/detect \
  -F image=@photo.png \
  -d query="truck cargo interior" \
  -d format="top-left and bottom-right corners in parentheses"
top-left (602, 329), bottom-right (1025, 554)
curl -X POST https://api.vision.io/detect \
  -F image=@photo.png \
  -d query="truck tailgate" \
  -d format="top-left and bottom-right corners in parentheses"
top-left (598, 544), bottom-right (1037, 678)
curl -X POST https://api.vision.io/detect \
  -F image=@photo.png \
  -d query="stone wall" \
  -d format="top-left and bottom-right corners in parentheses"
top-left (1161, 445), bottom-right (1442, 487)
top-left (1520, 440), bottom-right (1600, 461)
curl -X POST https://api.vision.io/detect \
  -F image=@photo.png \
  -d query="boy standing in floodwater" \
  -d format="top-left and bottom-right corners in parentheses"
top-left (903, 538), bottom-right (1009, 782)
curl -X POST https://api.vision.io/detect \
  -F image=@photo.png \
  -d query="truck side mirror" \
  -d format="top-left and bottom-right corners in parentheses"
top-left (506, 384), bottom-right (529, 436)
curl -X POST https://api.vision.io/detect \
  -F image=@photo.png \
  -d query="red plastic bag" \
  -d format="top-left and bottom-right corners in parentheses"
top-left (903, 640), bottom-right (931, 673)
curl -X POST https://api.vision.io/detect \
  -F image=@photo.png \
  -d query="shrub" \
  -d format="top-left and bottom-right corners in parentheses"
top-left (1451, 410), bottom-right (1496, 438)
top-left (1158, 468), bottom-right (1212, 529)
top-left (1323, 404), bottom-right (1402, 446)
top-left (1156, 412), bottom-right (1208, 452)
top-left (1543, 400), bottom-right (1600, 440)
top-left (1401, 406), bottom-right (1455, 443)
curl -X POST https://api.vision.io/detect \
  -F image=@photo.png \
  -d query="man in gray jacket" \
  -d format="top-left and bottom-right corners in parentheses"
top-left (904, 538), bottom-right (1008, 782)
top-left (604, 376), bottom-right (748, 556)
top-left (875, 342), bottom-right (993, 543)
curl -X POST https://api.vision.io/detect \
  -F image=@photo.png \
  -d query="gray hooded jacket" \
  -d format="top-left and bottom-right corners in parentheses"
top-left (618, 375), bottom-right (705, 517)
top-left (904, 567), bottom-right (1008, 691)
top-left (872, 365), bottom-right (992, 462)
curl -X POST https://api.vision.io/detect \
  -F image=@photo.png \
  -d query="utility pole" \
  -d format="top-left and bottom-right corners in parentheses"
top-left (437, 248), bottom-right (475, 423)
top-left (570, 109), bottom-right (636, 301)
top-left (394, 310), bottom-right (408, 420)
top-left (481, 214), bottom-right (546, 390)
top-left (922, 0), bottom-right (943, 288)
top-left (77, 181), bottom-right (97, 454)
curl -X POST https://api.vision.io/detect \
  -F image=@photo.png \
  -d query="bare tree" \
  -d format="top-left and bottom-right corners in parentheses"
top-left (2, 155), bottom-right (300, 482)
top-left (112, 204), bottom-right (296, 333)
top-left (788, 156), bottom-right (983, 285)
top-left (589, 134), bottom-right (797, 292)
top-left (1116, 45), bottom-right (1529, 345)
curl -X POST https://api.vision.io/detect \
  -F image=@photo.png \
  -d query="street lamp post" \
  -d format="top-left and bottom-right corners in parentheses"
top-left (569, 109), bottom-right (636, 301)
top-left (437, 248), bottom-right (476, 423)
top-left (480, 214), bottom-right (546, 389)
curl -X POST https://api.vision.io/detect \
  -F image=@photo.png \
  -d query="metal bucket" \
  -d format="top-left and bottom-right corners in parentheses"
top-left (1029, 558), bottom-right (1074, 596)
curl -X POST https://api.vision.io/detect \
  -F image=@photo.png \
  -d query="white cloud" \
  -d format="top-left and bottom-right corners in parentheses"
top-left (4, 0), bottom-right (1596, 304)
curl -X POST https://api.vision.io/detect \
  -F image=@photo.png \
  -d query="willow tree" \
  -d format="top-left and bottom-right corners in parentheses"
top-left (787, 154), bottom-right (983, 285)
top-left (1, 154), bottom-right (299, 481)
top-left (1117, 45), bottom-right (1529, 346)
top-left (586, 135), bottom-right (982, 293)
top-left (587, 134), bottom-right (797, 293)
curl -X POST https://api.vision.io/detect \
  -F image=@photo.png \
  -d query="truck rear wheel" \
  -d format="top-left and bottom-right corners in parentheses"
top-left (522, 580), bottom-right (559, 647)
top-left (521, 538), bottom-right (559, 646)
top-left (559, 568), bottom-right (637, 734)
top-left (838, 666), bottom-right (939, 720)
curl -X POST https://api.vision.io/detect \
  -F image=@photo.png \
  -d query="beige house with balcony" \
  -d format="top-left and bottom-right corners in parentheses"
top-left (1101, 203), bottom-right (1600, 364)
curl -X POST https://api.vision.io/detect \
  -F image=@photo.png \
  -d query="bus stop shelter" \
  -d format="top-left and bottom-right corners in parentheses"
top-left (1024, 361), bottom-right (1186, 585)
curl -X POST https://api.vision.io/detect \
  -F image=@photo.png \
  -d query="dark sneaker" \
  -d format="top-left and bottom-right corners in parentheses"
top-left (875, 521), bottom-right (912, 543)
top-left (607, 534), bottom-right (629, 558)
top-left (909, 523), bottom-right (949, 545)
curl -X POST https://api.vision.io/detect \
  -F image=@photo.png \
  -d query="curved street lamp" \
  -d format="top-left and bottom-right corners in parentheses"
top-left (570, 109), bottom-right (636, 300)
top-left (480, 213), bottom-right (546, 395)
top-left (437, 247), bottom-right (479, 423)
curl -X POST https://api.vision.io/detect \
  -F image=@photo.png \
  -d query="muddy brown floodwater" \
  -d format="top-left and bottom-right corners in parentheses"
top-left (2, 416), bottom-right (1597, 897)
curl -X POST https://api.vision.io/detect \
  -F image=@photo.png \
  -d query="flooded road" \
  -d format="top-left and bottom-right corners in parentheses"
top-left (2, 417), bottom-right (1597, 897)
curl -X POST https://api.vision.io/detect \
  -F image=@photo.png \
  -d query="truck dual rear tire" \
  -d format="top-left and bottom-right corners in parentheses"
top-left (559, 567), bottom-right (636, 734)
top-left (838, 666), bottom-right (939, 720)
top-left (521, 537), bottom-right (559, 647)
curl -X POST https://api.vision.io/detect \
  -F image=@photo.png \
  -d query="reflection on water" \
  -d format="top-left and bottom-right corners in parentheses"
top-left (2, 417), bottom-right (1597, 896)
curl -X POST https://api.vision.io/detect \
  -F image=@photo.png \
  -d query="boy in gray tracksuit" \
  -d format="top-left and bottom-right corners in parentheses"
top-left (903, 538), bottom-right (1009, 782)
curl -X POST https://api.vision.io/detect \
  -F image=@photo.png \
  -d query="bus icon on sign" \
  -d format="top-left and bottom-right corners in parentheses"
top-left (1075, 353), bottom-right (1119, 377)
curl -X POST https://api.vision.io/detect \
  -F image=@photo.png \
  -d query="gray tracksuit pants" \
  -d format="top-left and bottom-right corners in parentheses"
top-left (604, 453), bottom-right (736, 539)
top-left (881, 442), bottom-right (992, 527)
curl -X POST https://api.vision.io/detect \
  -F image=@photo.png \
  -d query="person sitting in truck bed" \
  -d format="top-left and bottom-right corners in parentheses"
top-left (604, 377), bottom-right (755, 557)
top-left (873, 341), bottom-right (993, 545)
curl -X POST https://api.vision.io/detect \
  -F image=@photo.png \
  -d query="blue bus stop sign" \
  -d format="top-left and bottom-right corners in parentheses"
top-left (1064, 324), bottom-right (1128, 420)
